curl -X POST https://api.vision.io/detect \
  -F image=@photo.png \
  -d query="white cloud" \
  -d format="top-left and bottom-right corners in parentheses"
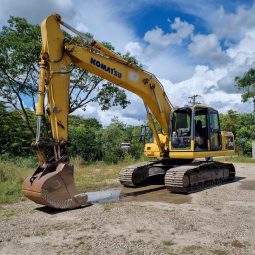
top-left (124, 41), bottom-right (195, 82)
top-left (161, 65), bottom-right (252, 114)
top-left (188, 34), bottom-right (230, 65)
top-left (123, 17), bottom-right (195, 82)
top-left (142, 50), bottom-right (195, 82)
top-left (168, 1), bottom-right (255, 41)
top-left (170, 17), bottom-right (194, 40)
top-left (0, 0), bottom-right (75, 25)
top-left (144, 27), bottom-right (169, 48)
top-left (72, 92), bottom-right (146, 126)
top-left (124, 41), bottom-right (144, 57)
top-left (144, 17), bottom-right (194, 49)
top-left (227, 30), bottom-right (255, 58)
top-left (75, 23), bottom-right (89, 34)
top-left (71, 0), bottom-right (137, 52)
top-left (217, 31), bottom-right (255, 94)
top-left (162, 28), bottom-right (255, 113)
top-left (208, 4), bottom-right (255, 40)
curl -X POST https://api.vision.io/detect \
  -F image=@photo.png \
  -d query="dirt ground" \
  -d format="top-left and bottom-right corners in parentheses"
top-left (0, 163), bottom-right (254, 255)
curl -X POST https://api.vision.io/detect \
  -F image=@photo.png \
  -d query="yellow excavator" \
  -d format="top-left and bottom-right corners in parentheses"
top-left (22, 14), bottom-right (236, 209)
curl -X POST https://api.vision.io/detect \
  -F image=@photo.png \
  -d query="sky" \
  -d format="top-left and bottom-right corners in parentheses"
top-left (0, 0), bottom-right (254, 125)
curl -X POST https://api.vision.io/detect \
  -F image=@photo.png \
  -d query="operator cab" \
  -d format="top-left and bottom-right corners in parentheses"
top-left (171, 105), bottom-right (222, 151)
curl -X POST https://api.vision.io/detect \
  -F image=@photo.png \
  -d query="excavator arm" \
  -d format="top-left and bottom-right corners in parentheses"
top-left (22, 14), bottom-right (173, 209)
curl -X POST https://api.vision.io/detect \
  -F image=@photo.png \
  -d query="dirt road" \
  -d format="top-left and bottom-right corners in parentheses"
top-left (0, 163), bottom-right (254, 255)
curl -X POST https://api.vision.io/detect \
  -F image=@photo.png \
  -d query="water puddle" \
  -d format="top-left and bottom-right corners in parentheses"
top-left (86, 185), bottom-right (191, 204)
top-left (239, 180), bottom-right (255, 191)
top-left (86, 189), bottom-right (121, 203)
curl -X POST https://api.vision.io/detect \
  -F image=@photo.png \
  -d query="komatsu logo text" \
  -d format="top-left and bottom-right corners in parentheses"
top-left (90, 58), bottom-right (122, 79)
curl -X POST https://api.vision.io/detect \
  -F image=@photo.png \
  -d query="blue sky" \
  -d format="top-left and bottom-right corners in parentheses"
top-left (0, 0), bottom-right (254, 125)
top-left (121, 2), bottom-right (207, 36)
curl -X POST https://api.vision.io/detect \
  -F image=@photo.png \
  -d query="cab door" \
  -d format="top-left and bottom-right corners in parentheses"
top-left (208, 109), bottom-right (222, 150)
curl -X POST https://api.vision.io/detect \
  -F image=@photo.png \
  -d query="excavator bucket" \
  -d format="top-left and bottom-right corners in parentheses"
top-left (22, 163), bottom-right (88, 209)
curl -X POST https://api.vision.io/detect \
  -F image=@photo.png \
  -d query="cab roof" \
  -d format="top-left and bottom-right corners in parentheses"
top-left (175, 105), bottom-right (216, 111)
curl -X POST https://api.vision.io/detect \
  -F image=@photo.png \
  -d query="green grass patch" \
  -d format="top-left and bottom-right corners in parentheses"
top-left (212, 250), bottom-right (227, 255)
top-left (0, 157), bottom-right (35, 204)
top-left (162, 240), bottom-right (175, 246)
top-left (101, 202), bottom-right (117, 211)
top-left (136, 228), bottom-right (146, 233)
top-left (73, 157), bottom-right (141, 192)
top-left (182, 245), bottom-right (202, 253)
top-left (217, 155), bottom-right (255, 163)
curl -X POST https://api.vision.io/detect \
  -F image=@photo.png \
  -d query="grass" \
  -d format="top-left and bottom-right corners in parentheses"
top-left (217, 155), bottom-right (255, 163)
top-left (74, 158), bottom-right (122, 192)
top-left (73, 156), bottom-right (143, 192)
top-left (136, 228), bottom-right (146, 233)
top-left (0, 156), bottom-right (36, 204)
top-left (162, 240), bottom-right (175, 246)
top-left (212, 250), bottom-right (227, 255)
top-left (101, 202), bottom-right (117, 211)
top-left (182, 245), bottom-right (202, 253)
top-left (0, 155), bottom-right (141, 205)
top-left (126, 248), bottom-right (135, 254)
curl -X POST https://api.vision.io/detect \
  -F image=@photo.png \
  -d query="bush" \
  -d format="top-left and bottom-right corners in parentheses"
top-left (103, 148), bottom-right (126, 164)
top-left (130, 143), bottom-right (143, 160)
top-left (69, 126), bottom-right (102, 162)
top-left (221, 111), bottom-right (255, 156)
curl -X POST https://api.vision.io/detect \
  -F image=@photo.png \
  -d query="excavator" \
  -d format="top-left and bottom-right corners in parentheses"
top-left (22, 14), bottom-right (236, 209)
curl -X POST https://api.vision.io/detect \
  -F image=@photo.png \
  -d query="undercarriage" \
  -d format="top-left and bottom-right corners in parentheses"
top-left (119, 160), bottom-right (235, 193)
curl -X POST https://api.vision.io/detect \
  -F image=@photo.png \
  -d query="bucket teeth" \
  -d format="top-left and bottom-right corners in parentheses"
top-left (41, 189), bottom-right (87, 209)
top-left (22, 163), bottom-right (88, 209)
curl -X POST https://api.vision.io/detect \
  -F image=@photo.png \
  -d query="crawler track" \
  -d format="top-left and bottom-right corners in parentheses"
top-left (165, 161), bottom-right (235, 193)
top-left (119, 161), bottom-right (156, 187)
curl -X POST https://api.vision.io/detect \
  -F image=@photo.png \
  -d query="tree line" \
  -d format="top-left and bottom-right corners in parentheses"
top-left (0, 103), bottom-right (144, 163)
top-left (1, 103), bottom-right (254, 161)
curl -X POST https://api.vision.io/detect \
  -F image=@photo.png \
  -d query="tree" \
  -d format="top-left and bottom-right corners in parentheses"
top-left (69, 116), bottom-right (102, 129)
top-left (0, 103), bottom-right (35, 156)
top-left (235, 113), bottom-right (255, 156)
top-left (235, 68), bottom-right (255, 112)
top-left (127, 125), bottom-right (144, 159)
top-left (220, 110), bottom-right (255, 156)
top-left (219, 110), bottom-right (238, 136)
top-left (0, 16), bottom-right (130, 139)
top-left (0, 17), bottom-right (41, 136)
top-left (69, 125), bottom-right (102, 162)
top-left (99, 118), bottom-right (126, 163)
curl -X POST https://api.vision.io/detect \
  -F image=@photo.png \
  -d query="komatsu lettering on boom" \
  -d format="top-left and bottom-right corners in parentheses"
top-left (90, 57), bottom-right (122, 78)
